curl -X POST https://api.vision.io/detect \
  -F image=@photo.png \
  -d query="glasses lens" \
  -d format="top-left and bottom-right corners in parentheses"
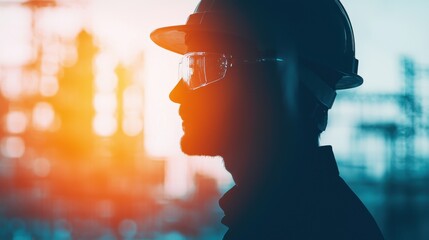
top-left (179, 53), bottom-right (204, 89)
top-left (203, 53), bottom-right (228, 86)
top-left (179, 52), bottom-right (228, 90)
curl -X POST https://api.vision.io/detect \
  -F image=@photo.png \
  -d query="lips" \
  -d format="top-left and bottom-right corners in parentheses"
top-left (178, 106), bottom-right (186, 120)
top-left (181, 120), bottom-right (186, 131)
top-left (179, 106), bottom-right (190, 132)
top-left (178, 105), bottom-right (206, 134)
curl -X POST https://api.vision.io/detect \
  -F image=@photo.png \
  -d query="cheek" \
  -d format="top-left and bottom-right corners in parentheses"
top-left (183, 83), bottom-right (232, 135)
top-left (232, 82), bottom-right (284, 135)
top-left (216, 87), bottom-right (259, 136)
top-left (184, 72), bottom-right (277, 138)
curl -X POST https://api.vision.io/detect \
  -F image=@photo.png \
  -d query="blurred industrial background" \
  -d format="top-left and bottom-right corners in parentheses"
top-left (0, 0), bottom-right (428, 239)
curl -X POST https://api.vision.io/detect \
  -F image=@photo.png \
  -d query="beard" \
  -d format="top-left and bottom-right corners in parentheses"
top-left (179, 124), bottom-right (225, 157)
top-left (178, 114), bottom-right (259, 160)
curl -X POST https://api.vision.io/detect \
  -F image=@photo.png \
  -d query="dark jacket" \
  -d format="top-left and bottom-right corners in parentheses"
top-left (219, 146), bottom-right (384, 239)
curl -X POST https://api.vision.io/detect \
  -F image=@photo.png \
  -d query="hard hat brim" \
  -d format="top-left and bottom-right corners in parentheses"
top-left (150, 25), bottom-right (196, 55)
top-left (150, 23), bottom-right (245, 55)
top-left (335, 73), bottom-right (363, 90)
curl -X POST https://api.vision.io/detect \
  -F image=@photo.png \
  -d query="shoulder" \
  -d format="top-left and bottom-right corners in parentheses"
top-left (308, 175), bottom-right (384, 239)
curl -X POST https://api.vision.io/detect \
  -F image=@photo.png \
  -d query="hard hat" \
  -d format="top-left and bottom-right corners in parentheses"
top-left (151, 0), bottom-right (363, 90)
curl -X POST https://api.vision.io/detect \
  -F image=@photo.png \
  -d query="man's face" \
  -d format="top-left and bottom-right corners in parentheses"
top-left (170, 74), bottom-right (235, 156)
top-left (169, 54), bottom-right (247, 156)
top-left (169, 36), bottom-right (283, 157)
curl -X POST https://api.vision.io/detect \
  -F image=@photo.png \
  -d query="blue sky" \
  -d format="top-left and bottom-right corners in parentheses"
top-left (342, 0), bottom-right (429, 93)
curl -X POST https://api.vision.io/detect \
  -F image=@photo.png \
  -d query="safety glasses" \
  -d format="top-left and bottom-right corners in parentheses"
top-left (178, 52), bottom-right (285, 90)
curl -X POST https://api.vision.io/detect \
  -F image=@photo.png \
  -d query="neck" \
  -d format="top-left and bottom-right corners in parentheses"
top-left (221, 136), bottom-right (319, 187)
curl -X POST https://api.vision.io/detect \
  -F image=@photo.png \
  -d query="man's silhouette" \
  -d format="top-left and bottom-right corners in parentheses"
top-left (151, 0), bottom-right (384, 239)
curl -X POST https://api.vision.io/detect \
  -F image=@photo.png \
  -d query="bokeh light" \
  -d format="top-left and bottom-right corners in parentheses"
top-left (93, 92), bottom-right (117, 114)
top-left (1, 69), bottom-right (23, 100)
top-left (5, 111), bottom-right (28, 134)
top-left (93, 113), bottom-right (117, 137)
top-left (0, 6), bottom-right (32, 66)
top-left (1, 136), bottom-right (25, 158)
top-left (123, 116), bottom-right (143, 137)
top-left (32, 157), bottom-right (51, 177)
top-left (32, 102), bottom-right (55, 130)
top-left (39, 75), bottom-right (59, 97)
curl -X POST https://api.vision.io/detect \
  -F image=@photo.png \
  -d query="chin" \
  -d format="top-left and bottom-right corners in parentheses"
top-left (180, 131), bottom-right (222, 157)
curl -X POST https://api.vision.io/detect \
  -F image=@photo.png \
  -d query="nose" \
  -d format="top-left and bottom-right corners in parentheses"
top-left (169, 80), bottom-right (190, 103)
